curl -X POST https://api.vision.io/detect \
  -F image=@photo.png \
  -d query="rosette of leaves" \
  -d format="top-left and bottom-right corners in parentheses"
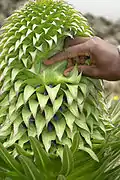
top-left (0, 0), bottom-right (108, 163)
top-left (0, 127), bottom-right (120, 180)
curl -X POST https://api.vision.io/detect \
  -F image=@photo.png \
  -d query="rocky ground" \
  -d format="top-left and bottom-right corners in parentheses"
top-left (0, 0), bottom-right (120, 96)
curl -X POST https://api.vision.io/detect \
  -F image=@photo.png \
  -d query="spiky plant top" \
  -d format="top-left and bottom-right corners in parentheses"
top-left (0, 0), bottom-right (108, 160)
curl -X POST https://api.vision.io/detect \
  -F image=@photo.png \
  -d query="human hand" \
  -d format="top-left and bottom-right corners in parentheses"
top-left (44, 37), bottom-right (120, 81)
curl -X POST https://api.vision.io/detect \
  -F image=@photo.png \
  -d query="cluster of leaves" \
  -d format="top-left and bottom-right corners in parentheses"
top-left (0, 0), bottom-right (95, 158)
top-left (0, 95), bottom-right (119, 180)
top-left (0, 1), bottom-right (120, 179)
top-left (0, 126), bottom-right (120, 180)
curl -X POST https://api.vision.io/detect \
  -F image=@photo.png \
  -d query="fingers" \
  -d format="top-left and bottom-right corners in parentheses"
top-left (44, 42), bottom-right (90, 65)
top-left (78, 65), bottom-right (99, 77)
top-left (66, 58), bottom-right (73, 68)
top-left (64, 66), bottom-right (74, 76)
top-left (64, 37), bottom-right (90, 48)
top-left (64, 65), bottom-right (99, 78)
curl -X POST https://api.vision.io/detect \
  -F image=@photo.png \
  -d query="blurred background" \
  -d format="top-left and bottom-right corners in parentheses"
top-left (0, 0), bottom-right (120, 98)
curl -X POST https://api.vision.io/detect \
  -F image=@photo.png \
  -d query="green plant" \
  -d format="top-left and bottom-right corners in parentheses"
top-left (0, 128), bottom-right (120, 180)
top-left (0, 0), bottom-right (119, 179)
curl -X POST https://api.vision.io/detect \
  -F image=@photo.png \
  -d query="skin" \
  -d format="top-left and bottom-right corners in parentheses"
top-left (44, 36), bottom-right (120, 81)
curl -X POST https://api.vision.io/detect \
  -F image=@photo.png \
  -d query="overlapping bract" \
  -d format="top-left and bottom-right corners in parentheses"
top-left (0, 0), bottom-right (109, 159)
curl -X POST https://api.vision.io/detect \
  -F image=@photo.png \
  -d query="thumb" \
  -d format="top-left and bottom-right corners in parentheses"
top-left (64, 65), bottom-right (99, 78)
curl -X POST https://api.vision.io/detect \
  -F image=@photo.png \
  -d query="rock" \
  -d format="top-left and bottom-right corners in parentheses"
top-left (115, 32), bottom-right (120, 43)
top-left (104, 36), bottom-right (119, 45)
top-left (93, 18), bottom-right (110, 37)
top-left (85, 13), bottom-right (95, 26)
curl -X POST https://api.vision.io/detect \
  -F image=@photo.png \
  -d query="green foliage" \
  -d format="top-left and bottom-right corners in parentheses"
top-left (0, 0), bottom-right (120, 179)
top-left (0, 130), bottom-right (120, 180)
top-left (0, 0), bottom-right (107, 160)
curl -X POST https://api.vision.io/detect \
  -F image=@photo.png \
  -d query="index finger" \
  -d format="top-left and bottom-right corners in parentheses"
top-left (44, 42), bottom-right (90, 65)
top-left (64, 36), bottom-right (90, 48)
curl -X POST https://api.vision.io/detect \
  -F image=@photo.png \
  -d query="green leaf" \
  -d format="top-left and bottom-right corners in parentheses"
top-left (65, 127), bottom-right (75, 141)
top-left (19, 48), bottom-right (24, 60)
top-left (44, 105), bottom-right (54, 125)
top-left (98, 121), bottom-right (106, 134)
top-left (71, 132), bottom-right (80, 154)
top-left (24, 85), bottom-right (35, 103)
top-left (0, 107), bottom-right (7, 118)
top-left (0, 95), bottom-right (9, 106)
top-left (86, 116), bottom-right (94, 134)
top-left (79, 83), bottom-right (87, 96)
top-left (68, 101), bottom-right (79, 119)
top-left (16, 93), bottom-right (24, 110)
top-left (33, 36), bottom-right (37, 46)
top-left (35, 114), bottom-right (45, 138)
top-left (0, 127), bottom-right (11, 137)
top-left (18, 134), bottom-right (29, 148)
top-left (30, 137), bottom-right (51, 172)
top-left (29, 50), bottom-right (37, 62)
top-left (53, 95), bottom-right (63, 114)
top-left (21, 57), bottom-right (28, 68)
top-left (46, 39), bottom-right (53, 49)
top-left (19, 156), bottom-right (42, 180)
top-left (28, 123), bottom-right (36, 137)
top-left (9, 103), bottom-right (15, 117)
top-left (42, 130), bottom-right (56, 152)
top-left (14, 80), bottom-right (24, 93)
top-left (67, 66), bottom-right (81, 84)
top-left (36, 93), bottom-right (49, 111)
top-left (29, 99), bottom-right (38, 118)
top-left (79, 147), bottom-right (99, 162)
top-left (60, 145), bottom-right (74, 176)
top-left (0, 112), bottom-right (18, 132)
top-left (77, 92), bottom-right (84, 105)
top-left (84, 102), bottom-right (92, 118)
top-left (92, 130), bottom-right (104, 141)
top-left (0, 142), bottom-right (22, 173)
top-left (9, 88), bottom-right (16, 102)
top-left (75, 117), bottom-right (90, 133)
top-left (67, 84), bottom-right (78, 99)
top-left (15, 40), bottom-right (21, 51)
top-left (64, 90), bottom-right (73, 105)
top-left (45, 84), bottom-right (60, 104)
top-left (13, 116), bottom-right (22, 136)
top-left (36, 44), bottom-right (43, 52)
top-left (57, 175), bottom-right (66, 180)
top-left (57, 146), bottom-right (64, 160)
top-left (0, 60), bottom-right (6, 70)
top-left (11, 68), bottom-right (20, 82)
top-left (19, 25), bottom-right (27, 32)
top-left (35, 33), bottom-right (41, 41)
top-left (52, 118), bottom-right (66, 141)
top-left (26, 29), bottom-right (32, 37)
top-left (0, 67), bottom-right (9, 81)
top-left (15, 144), bottom-right (32, 158)
top-left (8, 57), bottom-right (16, 66)
top-left (63, 111), bottom-right (75, 132)
top-left (22, 107), bottom-right (31, 127)
top-left (8, 45), bottom-right (14, 53)
top-left (80, 129), bottom-right (92, 148)
top-left (61, 137), bottom-right (72, 148)
top-left (51, 34), bottom-right (58, 44)
top-left (3, 127), bottom-right (26, 148)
